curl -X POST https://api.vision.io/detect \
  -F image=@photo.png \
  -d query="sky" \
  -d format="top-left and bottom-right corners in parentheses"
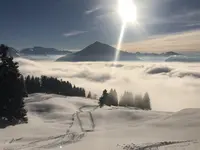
top-left (0, 0), bottom-right (200, 52)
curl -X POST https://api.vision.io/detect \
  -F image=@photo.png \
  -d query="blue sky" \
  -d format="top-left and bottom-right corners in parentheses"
top-left (0, 0), bottom-right (200, 52)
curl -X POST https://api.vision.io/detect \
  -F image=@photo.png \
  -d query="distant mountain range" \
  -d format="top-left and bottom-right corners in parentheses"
top-left (56, 41), bottom-right (182, 62)
top-left (135, 51), bottom-right (181, 57)
top-left (165, 55), bottom-right (200, 62)
top-left (5, 43), bottom-right (182, 62)
top-left (56, 41), bottom-right (140, 62)
top-left (20, 47), bottom-right (72, 55)
top-left (8, 47), bottom-right (20, 57)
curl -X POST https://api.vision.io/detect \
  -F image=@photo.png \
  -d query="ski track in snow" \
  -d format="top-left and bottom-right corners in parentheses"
top-left (3, 97), bottom-right (99, 150)
top-left (119, 140), bottom-right (200, 150)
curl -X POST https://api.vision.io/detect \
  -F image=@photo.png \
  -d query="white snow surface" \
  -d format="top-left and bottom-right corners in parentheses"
top-left (1, 94), bottom-right (200, 150)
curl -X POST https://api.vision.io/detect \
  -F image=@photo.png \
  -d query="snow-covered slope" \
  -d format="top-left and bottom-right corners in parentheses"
top-left (1, 94), bottom-right (200, 150)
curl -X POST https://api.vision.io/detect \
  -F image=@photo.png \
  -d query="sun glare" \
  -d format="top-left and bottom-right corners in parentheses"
top-left (118, 0), bottom-right (137, 23)
top-left (113, 0), bottom-right (138, 78)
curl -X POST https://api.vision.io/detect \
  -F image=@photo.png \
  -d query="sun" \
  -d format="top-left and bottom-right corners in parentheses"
top-left (118, 0), bottom-right (137, 23)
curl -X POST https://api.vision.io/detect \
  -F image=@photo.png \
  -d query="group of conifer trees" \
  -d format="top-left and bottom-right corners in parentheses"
top-left (99, 89), bottom-right (151, 110)
top-left (25, 75), bottom-right (86, 97)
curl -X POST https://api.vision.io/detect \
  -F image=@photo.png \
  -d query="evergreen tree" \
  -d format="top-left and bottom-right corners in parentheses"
top-left (41, 75), bottom-right (48, 93)
top-left (128, 92), bottom-right (134, 107)
top-left (0, 45), bottom-right (28, 123)
top-left (99, 89), bottom-right (108, 108)
top-left (106, 89), bottom-right (114, 106)
top-left (134, 94), bottom-right (143, 109)
top-left (143, 92), bottom-right (152, 110)
top-left (0, 44), bottom-right (8, 58)
top-left (113, 89), bottom-right (118, 106)
top-left (87, 91), bottom-right (92, 99)
top-left (107, 89), bottom-right (118, 106)
top-left (119, 91), bottom-right (134, 107)
top-left (81, 88), bottom-right (86, 97)
top-left (25, 75), bottom-right (31, 93)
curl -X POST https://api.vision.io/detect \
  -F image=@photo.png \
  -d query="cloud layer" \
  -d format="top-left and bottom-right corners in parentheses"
top-left (63, 30), bottom-right (88, 38)
top-left (85, 6), bottom-right (101, 15)
top-left (16, 58), bottom-right (200, 112)
top-left (120, 30), bottom-right (200, 52)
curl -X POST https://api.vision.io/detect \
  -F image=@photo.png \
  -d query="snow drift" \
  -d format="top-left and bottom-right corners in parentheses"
top-left (1, 94), bottom-right (200, 150)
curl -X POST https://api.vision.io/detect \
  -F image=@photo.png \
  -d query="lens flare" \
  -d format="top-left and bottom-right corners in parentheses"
top-left (114, 22), bottom-right (126, 66)
top-left (112, 22), bottom-right (126, 105)
top-left (114, 0), bottom-right (138, 66)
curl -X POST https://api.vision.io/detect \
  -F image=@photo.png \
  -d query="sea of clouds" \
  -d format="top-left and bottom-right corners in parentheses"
top-left (16, 58), bottom-right (200, 112)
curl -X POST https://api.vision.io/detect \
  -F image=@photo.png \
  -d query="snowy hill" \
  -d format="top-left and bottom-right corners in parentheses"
top-left (1, 94), bottom-right (200, 150)
top-left (136, 51), bottom-right (181, 57)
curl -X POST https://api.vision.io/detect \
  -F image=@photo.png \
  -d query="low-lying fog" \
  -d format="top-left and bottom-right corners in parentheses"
top-left (17, 57), bottom-right (200, 112)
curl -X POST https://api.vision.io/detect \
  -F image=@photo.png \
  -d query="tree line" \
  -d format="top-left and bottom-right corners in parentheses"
top-left (99, 89), bottom-right (151, 110)
top-left (25, 75), bottom-right (86, 97)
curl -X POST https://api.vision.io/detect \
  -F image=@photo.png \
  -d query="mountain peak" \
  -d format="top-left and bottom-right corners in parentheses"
top-left (92, 41), bottom-right (103, 45)
top-left (76, 41), bottom-right (116, 56)
top-left (33, 46), bottom-right (44, 49)
top-left (57, 42), bottom-right (139, 62)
